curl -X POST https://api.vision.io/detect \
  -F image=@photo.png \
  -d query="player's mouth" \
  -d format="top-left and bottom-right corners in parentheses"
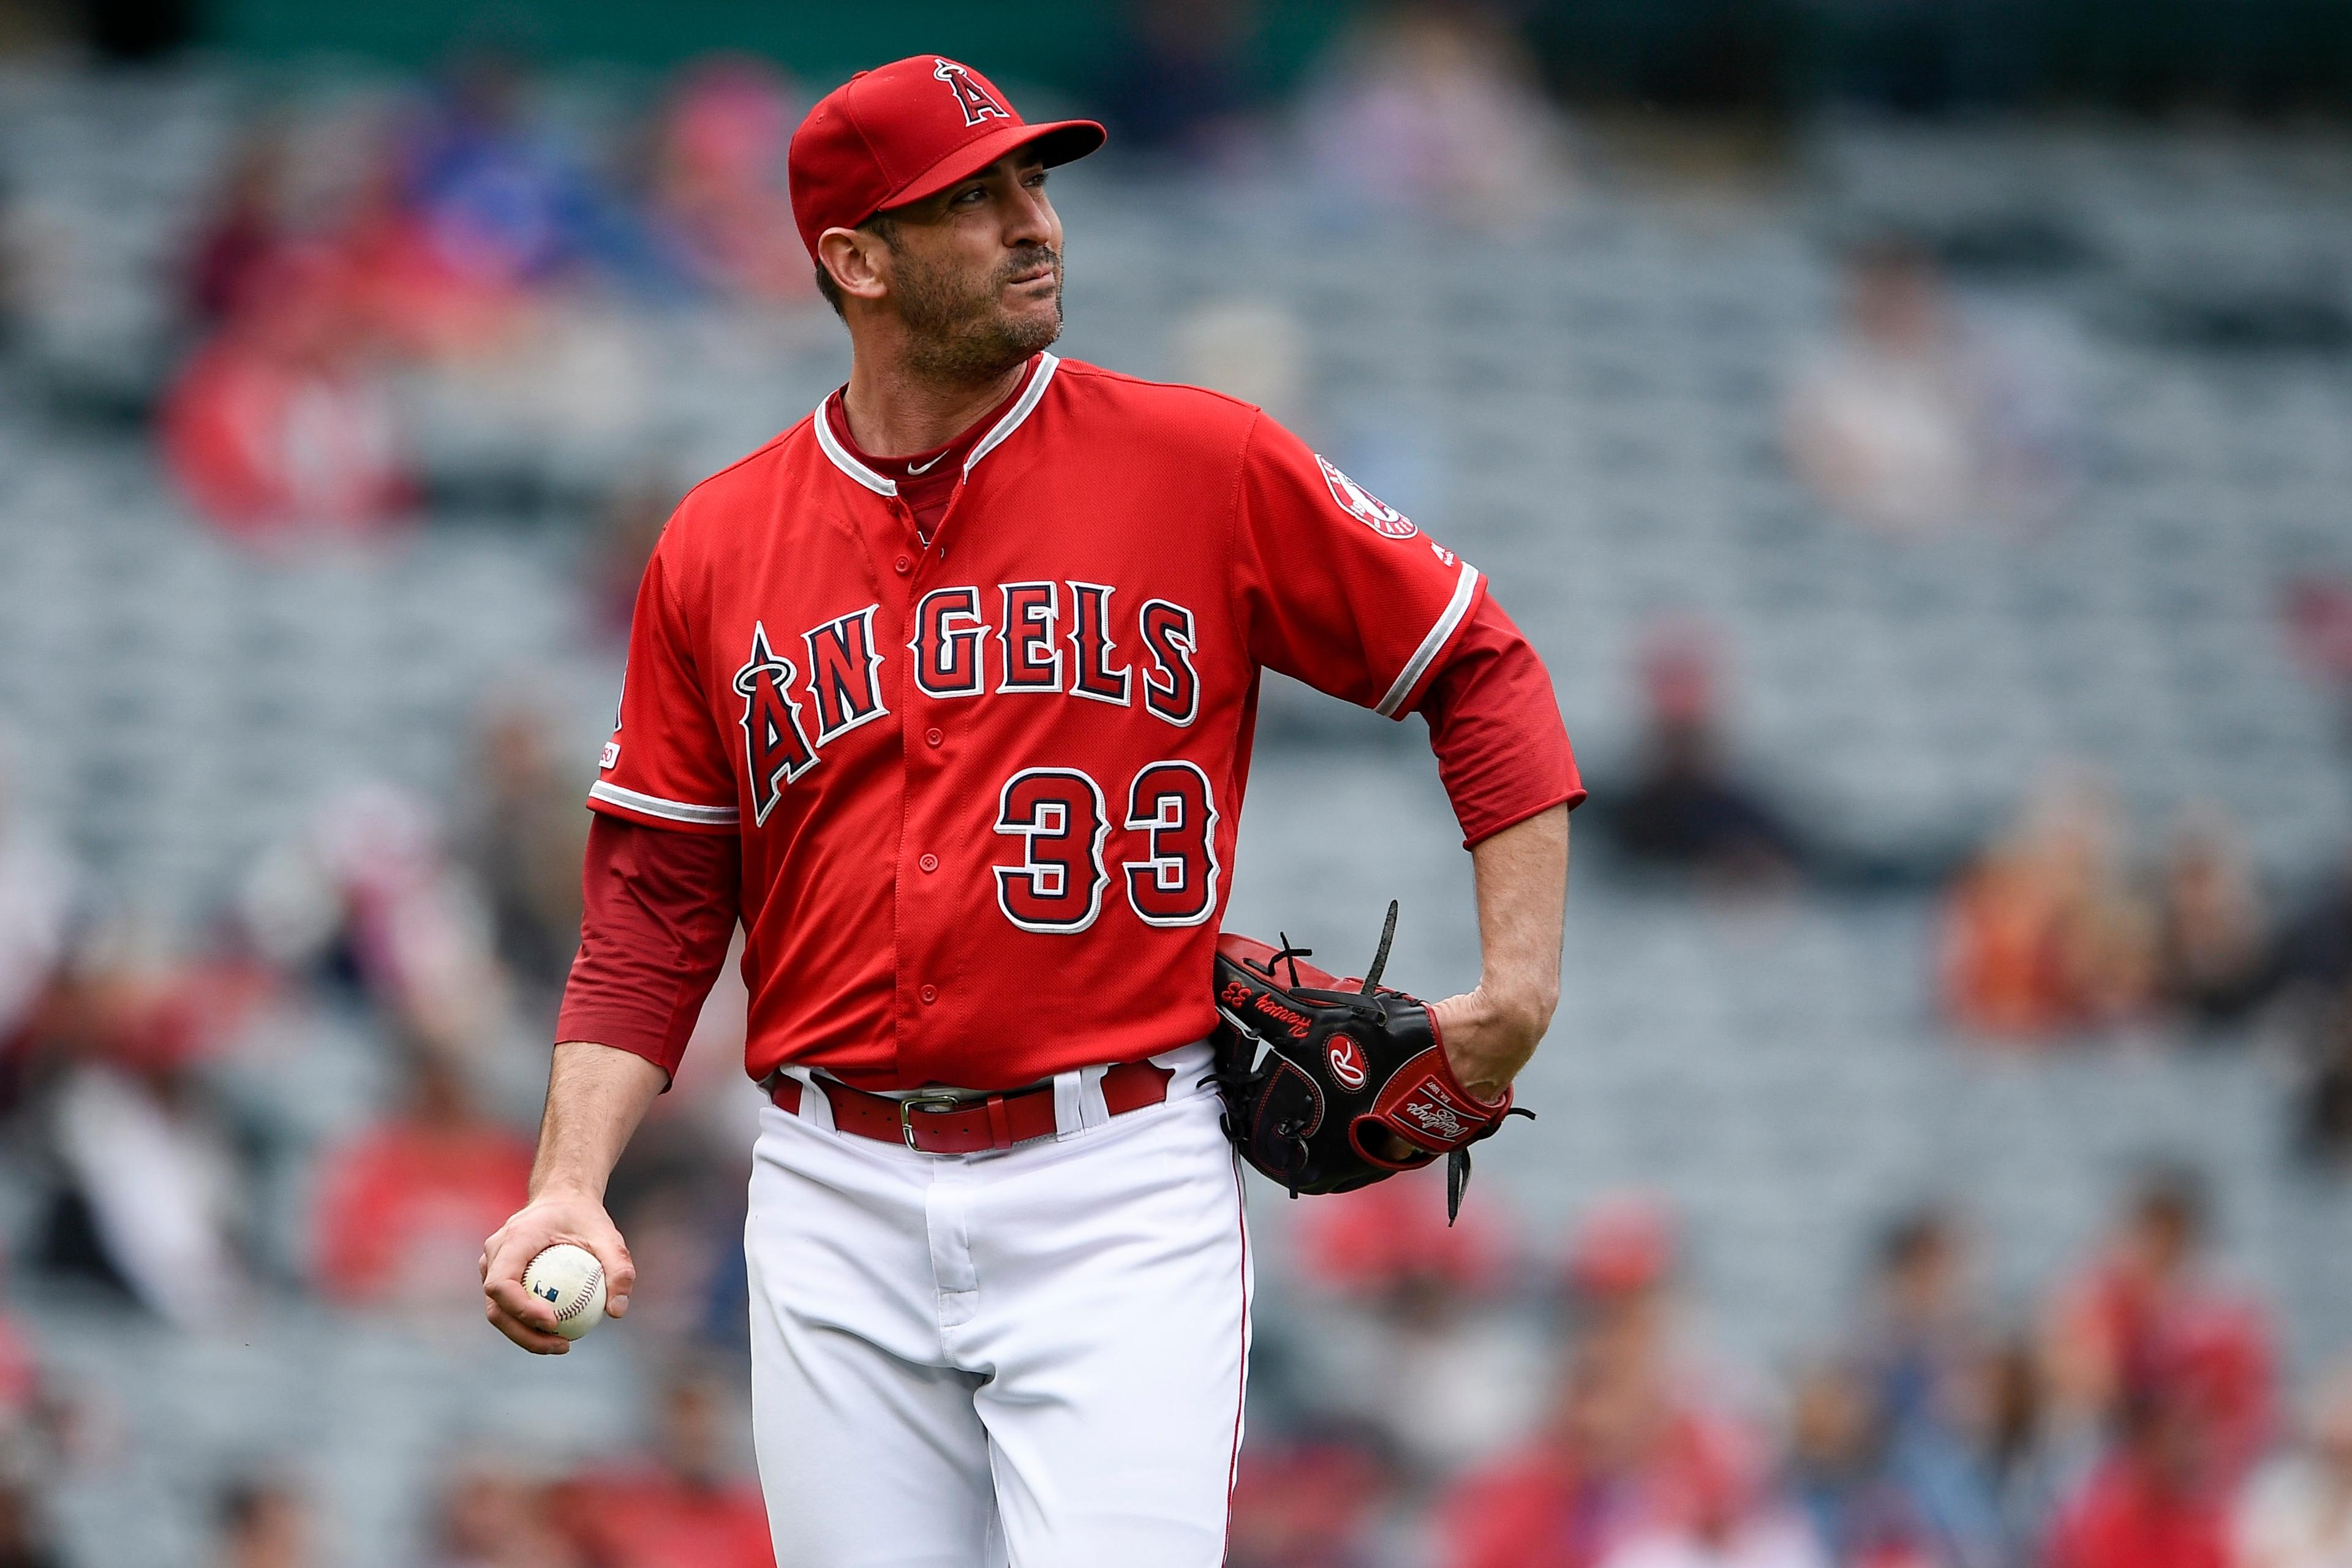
top-left (1003, 259), bottom-right (1058, 290)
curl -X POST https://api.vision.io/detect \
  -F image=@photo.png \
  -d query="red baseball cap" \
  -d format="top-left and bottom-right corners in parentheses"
top-left (788, 56), bottom-right (1106, 262)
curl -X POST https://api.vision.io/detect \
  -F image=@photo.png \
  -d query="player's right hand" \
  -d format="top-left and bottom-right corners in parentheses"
top-left (480, 1191), bottom-right (635, 1355)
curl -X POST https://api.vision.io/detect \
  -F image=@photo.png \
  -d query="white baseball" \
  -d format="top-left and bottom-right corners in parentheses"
top-left (521, 1243), bottom-right (607, 1341)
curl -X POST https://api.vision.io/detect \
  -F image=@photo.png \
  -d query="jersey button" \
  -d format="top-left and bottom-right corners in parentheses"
top-left (918, 853), bottom-right (939, 873)
top-left (924, 726), bottom-right (943, 747)
top-left (919, 985), bottom-right (939, 1005)
top-left (894, 554), bottom-right (912, 575)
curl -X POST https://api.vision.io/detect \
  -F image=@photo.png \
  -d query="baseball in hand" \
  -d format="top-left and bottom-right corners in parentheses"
top-left (522, 1244), bottom-right (608, 1341)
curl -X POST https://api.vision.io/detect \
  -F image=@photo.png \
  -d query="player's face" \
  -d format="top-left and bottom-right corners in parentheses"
top-left (881, 153), bottom-right (1063, 382)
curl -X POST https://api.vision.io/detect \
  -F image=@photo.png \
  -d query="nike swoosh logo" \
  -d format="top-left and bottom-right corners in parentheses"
top-left (905, 453), bottom-right (948, 475)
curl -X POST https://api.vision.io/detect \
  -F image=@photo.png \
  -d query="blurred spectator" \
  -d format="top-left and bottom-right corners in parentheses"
top-left (2042, 1167), bottom-right (2273, 1491)
top-left (0, 752), bottom-right (70, 1074)
top-left (1782, 1361), bottom-right (1934, 1568)
top-left (1979, 1335), bottom-right (2069, 1558)
top-left (557, 1369), bottom-right (771, 1568)
top-left (1300, 3), bottom-right (1569, 223)
top-left (0, 1476), bottom-right (62, 1568)
top-left (0, 1299), bottom-right (34, 1430)
top-left (452, 697), bottom-right (589, 994)
top-left (1852, 1208), bottom-right (2009, 1568)
top-left (309, 1046), bottom-right (530, 1310)
top-left (187, 126), bottom-right (290, 328)
top-left (1441, 1197), bottom-right (1765, 1568)
top-left (2044, 1385), bottom-right (2230, 1568)
top-left (1785, 238), bottom-right (2079, 537)
top-left (1599, 623), bottom-right (1803, 886)
top-left (240, 784), bottom-right (511, 1052)
top-left (1857, 1208), bottom-right (1977, 1443)
top-left (2294, 979), bottom-right (2352, 1164)
top-left (426, 1461), bottom-right (583, 1568)
top-left (2235, 1357), bottom-right (2352, 1568)
top-left (396, 53), bottom-right (673, 301)
top-left (31, 931), bottom-right (255, 1327)
top-left (1227, 1422), bottom-right (1394, 1568)
top-left (1940, 769), bottom-right (2158, 1039)
top-left (1291, 1164), bottom-right (1532, 1475)
top-left (213, 1477), bottom-right (311, 1568)
top-left (2281, 576), bottom-right (2352, 740)
top-left (589, 472), bottom-right (677, 643)
top-left (2272, 845), bottom-right (2352, 1009)
top-left (1103, 0), bottom-right (1260, 164)
top-left (649, 58), bottom-right (810, 306)
top-left (2154, 814), bottom-right (2272, 1030)
top-left (161, 244), bottom-right (414, 540)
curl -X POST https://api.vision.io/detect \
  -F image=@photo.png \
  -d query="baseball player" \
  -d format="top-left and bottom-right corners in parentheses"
top-left (481, 56), bottom-right (1583, 1566)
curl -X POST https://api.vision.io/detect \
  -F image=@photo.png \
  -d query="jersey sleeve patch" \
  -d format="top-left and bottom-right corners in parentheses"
top-left (1316, 455), bottom-right (1418, 540)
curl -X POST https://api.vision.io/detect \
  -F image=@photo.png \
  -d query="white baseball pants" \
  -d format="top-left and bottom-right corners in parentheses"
top-left (744, 1046), bottom-right (1251, 1567)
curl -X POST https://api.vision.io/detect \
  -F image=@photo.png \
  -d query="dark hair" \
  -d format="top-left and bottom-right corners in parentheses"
top-left (2131, 1163), bottom-right (2208, 1241)
top-left (813, 211), bottom-right (900, 318)
top-left (1875, 1205), bottom-right (1954, 1276)
top-left (217, 1478), bottom-right (295, 1533)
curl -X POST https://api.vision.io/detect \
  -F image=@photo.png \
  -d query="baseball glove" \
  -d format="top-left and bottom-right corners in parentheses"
top-left (1212, 902), bottom-right (1532, 1223)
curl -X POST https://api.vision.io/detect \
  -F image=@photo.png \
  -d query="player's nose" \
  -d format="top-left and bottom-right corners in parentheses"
top-left (1003, 183), bottom-right (1055, 249)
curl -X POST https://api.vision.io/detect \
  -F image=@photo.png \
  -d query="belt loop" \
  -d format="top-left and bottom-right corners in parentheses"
top-left (1077, 1064), bottom-right (1111, 1131)
top-left (789, 1068), bottom-right (835, 1134)
top-left (984, 1093), bottom-right (1012, 1150)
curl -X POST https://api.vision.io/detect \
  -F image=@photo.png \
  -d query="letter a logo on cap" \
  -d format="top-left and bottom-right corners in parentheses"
top-left (933, 59), bottom-right (1009, 126)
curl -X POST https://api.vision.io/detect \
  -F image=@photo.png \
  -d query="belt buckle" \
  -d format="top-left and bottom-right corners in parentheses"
top-left (899, 1091), bottom-right (968, 1151)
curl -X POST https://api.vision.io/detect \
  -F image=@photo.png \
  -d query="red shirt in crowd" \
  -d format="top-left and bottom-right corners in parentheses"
top-left (2054, 1256), bottom-right (2274, 1485)
top-left (559, 1469), bottom-right (775, 1568)
top-left (2045, 1455), bottom-right (2230, 1568)
top-left (311, 1117), bottom-right (533, 1303)
top-left (1439, 1403), bottom-right (1757, 1568)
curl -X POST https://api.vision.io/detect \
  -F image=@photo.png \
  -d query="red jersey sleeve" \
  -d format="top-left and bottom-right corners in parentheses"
top-left (1230, 414), bottom-right (1485, 718)
top-left (587, 535), bottom-right (741, 834)
top-left (556, 815), bottom-right (741, 1081)
top-left (1412, 594), bottom-right (1586, 847)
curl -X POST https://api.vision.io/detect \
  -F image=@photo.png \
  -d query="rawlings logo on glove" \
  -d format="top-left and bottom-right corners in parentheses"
top-left (1211, 902), bottom-right (1533, 1223)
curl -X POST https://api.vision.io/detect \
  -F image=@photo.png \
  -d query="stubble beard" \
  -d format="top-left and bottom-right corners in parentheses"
top-left (896, 246), bottom-right (1063, 386)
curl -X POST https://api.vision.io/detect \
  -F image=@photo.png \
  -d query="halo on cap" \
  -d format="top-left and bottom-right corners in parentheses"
top-left (875, 117), bottom-right (1104, 221)
top-left (788, 56), bottom-right (1107, 262)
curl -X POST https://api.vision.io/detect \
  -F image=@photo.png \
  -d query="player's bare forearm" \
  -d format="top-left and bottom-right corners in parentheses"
top-left (479, 1041), bottom-right (667, 1354)
top-left (530, 1041), bottom-right (668, 1199)
top-left (1430, 805), bottom-right (1570, 1099)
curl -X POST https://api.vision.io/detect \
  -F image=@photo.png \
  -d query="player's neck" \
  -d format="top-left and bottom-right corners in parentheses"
top-left (840, 353), bottom-right (1030, 459)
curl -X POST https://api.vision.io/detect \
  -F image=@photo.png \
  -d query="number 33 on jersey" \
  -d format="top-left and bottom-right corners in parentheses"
top-left (587, 353), bottom-right (1487, 1090)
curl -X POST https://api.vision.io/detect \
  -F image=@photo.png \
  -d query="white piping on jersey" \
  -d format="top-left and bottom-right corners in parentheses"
top-left (589, 780), bottom-right (741, 826)
top-left (810, 352), bottom-right (1058, 495)
top-left (813, 407), bottom-right (898, 496)
top-left (962, 352), bottom-right (1059, 475)
top-left (1374, 559), bottom-right (1482, 718)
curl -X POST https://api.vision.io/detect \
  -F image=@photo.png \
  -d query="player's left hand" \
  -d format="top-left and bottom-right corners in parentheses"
top-left (1429, 984), bottom-right (1551, 1101)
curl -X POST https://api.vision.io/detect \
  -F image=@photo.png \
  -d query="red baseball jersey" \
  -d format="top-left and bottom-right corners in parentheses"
top-left (592, 352), bottom-right (1493, 1090)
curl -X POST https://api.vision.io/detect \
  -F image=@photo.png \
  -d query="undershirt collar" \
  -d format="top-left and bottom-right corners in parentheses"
top-left (823, 355), bottom-right (1041, 483)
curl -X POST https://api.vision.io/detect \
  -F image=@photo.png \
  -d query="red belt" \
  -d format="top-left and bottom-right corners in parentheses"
top-left (771, 1060), bottom-right (1175, 1153)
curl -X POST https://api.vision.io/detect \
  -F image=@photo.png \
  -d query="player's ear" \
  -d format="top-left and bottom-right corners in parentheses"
top-left (816, 227), bottom-right (891, 308)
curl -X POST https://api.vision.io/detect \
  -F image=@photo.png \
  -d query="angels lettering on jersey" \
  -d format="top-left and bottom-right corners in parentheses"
top-left (731, 583), bottom-right (1200, 827)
